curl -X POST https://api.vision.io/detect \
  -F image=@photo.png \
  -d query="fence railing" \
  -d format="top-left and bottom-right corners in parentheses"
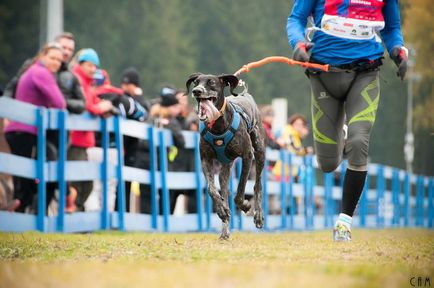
top-left (0, 97), bottom-right (433, 233)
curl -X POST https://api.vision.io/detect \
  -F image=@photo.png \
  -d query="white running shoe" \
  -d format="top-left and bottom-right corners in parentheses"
top-left (333, 222), bottom-right (352, 242)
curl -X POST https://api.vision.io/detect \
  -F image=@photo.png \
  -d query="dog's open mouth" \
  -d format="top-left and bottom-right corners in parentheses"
top-left (197, 98), bottom-right (220, 122)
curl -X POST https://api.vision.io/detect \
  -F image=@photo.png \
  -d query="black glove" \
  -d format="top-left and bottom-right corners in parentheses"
top-left (293, 42), bottom-right (314, 62)
top-left (391, 46), bottom-right (408, 81)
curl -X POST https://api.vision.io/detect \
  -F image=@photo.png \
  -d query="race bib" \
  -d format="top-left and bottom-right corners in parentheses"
top-left (320, 14), bottom-right (385, 40)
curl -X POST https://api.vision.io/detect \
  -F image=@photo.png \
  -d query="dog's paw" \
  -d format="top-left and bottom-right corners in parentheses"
top-left (254, 210), bottom-right (264, 229)
top-left (216, 204), bottom-right (230, 221)
top-left (219, 220), bottom-right (230, 240)
top-left (235, 198), bottom-right (251, 213)
top-left (219, 234), bottom-right (230, 241)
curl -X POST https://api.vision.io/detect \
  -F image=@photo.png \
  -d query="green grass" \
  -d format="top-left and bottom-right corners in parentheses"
top-left (0, 229), bottom-right (433, 288)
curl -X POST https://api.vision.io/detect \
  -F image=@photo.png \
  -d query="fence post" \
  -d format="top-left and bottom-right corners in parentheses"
top-left (229, 167), bottom-right (235, 230)
top-left (391, 169), bottom-right (400, 226)
top-left (114, 117), bottom-right (125, 231)
top-left (428, 178), bottom-right (433, 228)
top-left (303, 156), bottom-right (314, 230)
top-left (376, 165), bottom-right (385, 228)
top-left (280, 150), bottom-right (287, 229)
top-left (236, 159), bottom-right (243, 231)
top-left (309, 155), bottom-right (315, 228)
top-left (262, 158), bottom-right (269, 230)
top-left (100, 118), bottom-right (109, 230)
top-left (359, 173), bottom-right (369, 227)
top-left (404, 172), bottom-right (410, 227)
top-left (340, 160), bottom-right (347, 189)
top-left (323, 172), bottom-right (333, 228)
top-left (193, 133), bottom-right (203, 231)
top-left (205, 187), bottom-right (212, 231)
top-left (36, 108), bottom-right (47, 232)
top-left (287, 153), bottom-right (294, 230)
top-left (147, 126), bottom-right (158, 230)
top-left (56, 110), bottom-right (67, 232)
top-left (415, 176), bottom-right (424, 227)
top-left (158, 130), bottom-right (170, 232)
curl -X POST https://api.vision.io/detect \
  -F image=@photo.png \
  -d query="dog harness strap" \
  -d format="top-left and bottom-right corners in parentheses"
top-left (231, 102), bottom-right (254, 132)
top-left (199, 107), bottom-right (241, 164)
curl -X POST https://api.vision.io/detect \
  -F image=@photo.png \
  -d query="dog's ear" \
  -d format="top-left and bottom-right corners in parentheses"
top-left (219, 74), bottom-right (239, 96)
top-left (186, 73), bottom-right (202, 94)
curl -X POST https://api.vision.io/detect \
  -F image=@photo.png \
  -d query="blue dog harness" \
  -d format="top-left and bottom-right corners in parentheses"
top-left (199, 102), bottom-right (253, 164)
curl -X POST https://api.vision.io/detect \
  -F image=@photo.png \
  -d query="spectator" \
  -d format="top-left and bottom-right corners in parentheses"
top-left (54, 32), bottom-right (86, 114)
top-left (280, 114), bottom-right (313, 156)
top-left (145, 88), bottom-right (185, 214)
top-left (68, 48), bottom-right (113, 211)
top-left (4, 42), bottom-right (66, 213)
top-left (97, 67), bottom-right (148, 122)
top-left (52, 32), bottom-right (86, 213)
top-left (116, 67), bottom-right (151, 212)
top-left (272, 113), bottom-right (313, 181)
top-left (3, 32), bottom-right (85, 115)
top-left (260, 105), bottom-right (284, 150)
top-left (2, 33), bottom-right (85, 213)
top-left (171, 90), bottom-right (198, 213)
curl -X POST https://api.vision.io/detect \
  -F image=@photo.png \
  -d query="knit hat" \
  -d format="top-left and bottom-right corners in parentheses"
top-left (121, 67), bottom-right (140, 87)
top-left (160, 92), bottom-right (179, 107)
top-left (160, 86), bottom-right (177, 98)
top-left (78, 48), bottom-right (100, 67)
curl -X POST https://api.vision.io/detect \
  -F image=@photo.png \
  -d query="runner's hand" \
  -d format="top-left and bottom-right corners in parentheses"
top-left (293, 42), bottom-right (314, 62)
top-left (391, 46), bottom-right (408, 81)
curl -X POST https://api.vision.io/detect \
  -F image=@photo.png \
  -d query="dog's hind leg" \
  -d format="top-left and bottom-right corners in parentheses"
top-left (250, 127), bottom-right (265, 229)
top-left (234, 150), bottom-right (253, 213)
top-left (219, 162), bottom-right (233, 240)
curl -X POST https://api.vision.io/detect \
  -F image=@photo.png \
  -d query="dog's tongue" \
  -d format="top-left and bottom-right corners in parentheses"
top-left (199, 99), bottom-right (220, 122)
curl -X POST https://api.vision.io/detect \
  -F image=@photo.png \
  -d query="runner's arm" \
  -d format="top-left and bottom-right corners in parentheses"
top-left (286, 0), bottom-right (316, 49)
top-left (380, 0), bottom-right (404, 55)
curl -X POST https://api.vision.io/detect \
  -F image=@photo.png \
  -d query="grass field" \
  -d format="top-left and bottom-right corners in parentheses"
top-left (0, 229), bottom-right (433, 288)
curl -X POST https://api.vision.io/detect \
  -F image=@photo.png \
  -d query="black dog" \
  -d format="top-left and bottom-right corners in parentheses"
top-left (186, 73), bottom-right (265, 239)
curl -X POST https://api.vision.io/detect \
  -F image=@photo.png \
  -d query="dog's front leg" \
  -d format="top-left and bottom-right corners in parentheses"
top-left (234, 150), bottom-right (253, 213)
top-left (202, 158), bottom-right (230, 239)
top-left (219, 162), bottom-right (234, 240)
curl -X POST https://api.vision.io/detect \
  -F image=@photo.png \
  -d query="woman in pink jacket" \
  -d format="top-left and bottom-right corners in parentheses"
top-left (5, 42), bottom-right (66, 213)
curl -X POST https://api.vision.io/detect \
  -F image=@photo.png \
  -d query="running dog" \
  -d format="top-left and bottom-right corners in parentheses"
top-left (186, 73), bottom-right (265, 239)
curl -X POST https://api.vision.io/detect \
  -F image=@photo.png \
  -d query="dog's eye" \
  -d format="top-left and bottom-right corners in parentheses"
top-left (193, 79), bottom-right (199, 85)
top-left (208, 79), bottom-right (216, 86)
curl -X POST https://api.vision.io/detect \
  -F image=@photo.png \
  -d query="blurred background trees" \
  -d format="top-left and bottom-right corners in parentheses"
top-left (0, 0), bottom-right (432, 175)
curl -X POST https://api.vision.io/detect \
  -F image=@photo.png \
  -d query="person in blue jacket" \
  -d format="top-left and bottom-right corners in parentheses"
top-left (287, 0), bottom-right (408, 241)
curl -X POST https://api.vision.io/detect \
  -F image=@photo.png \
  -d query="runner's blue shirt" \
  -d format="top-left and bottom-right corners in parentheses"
top-left (287, 0), bottom-right (404, 65)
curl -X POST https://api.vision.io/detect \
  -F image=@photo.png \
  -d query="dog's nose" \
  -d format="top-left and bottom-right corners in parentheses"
top-left (192, 87), bottom-right (204, 97)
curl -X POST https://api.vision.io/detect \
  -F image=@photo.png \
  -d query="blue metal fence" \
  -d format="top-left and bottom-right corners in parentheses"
top-left (0, 97), bottom-right (433, 233)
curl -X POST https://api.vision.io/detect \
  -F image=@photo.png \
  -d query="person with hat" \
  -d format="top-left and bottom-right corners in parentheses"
top-left (139, 87), bottom-right (185, 214)
top-left (68, 48), bottom-right (114, 212)
top-left (115, 67), bottom-right (151, 212)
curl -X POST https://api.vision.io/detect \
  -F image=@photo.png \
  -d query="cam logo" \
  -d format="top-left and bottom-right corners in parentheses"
top-left (410, 276), bottom-right (431, 287)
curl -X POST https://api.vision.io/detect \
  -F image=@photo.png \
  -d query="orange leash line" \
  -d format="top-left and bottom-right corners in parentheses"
top-left (233, 56), bottom-right (329, 76)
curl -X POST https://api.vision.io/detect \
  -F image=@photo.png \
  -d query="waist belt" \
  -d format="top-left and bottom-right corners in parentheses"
top-left (310, 58), bottom-right (383, 73)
